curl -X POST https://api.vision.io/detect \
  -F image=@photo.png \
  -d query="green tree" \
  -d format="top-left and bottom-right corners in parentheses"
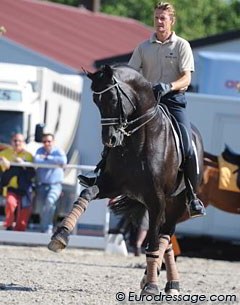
top-left (101, 0), bottom-right (240, 40)
top-left (170, 0), bottom-right (240, 40)
top-left (49, 0), bottom-right (79, 6)
top-left (48, 0), bottom-right (240, 40)
top-left (101, 0), bottom-right (156, 26)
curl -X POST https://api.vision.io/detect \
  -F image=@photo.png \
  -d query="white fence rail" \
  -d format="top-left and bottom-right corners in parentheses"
top-left (8, 161), bottom-right (95, 171)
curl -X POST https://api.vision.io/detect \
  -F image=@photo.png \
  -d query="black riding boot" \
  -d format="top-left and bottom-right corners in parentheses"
top-left (78, 147), bottom-right (109, 187)
top-left (184, 155), bottom-right (206, 218)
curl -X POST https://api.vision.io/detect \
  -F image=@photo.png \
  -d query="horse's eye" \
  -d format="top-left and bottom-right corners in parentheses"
top-left (99, 72), bottom-right (104, 78)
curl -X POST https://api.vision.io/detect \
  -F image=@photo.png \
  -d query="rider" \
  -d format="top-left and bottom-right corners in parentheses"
top-left (79, 2), bottom-right (205, 218)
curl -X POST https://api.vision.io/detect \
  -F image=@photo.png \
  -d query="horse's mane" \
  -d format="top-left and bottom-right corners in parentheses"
top-left (111, 63), bottom-right (151, 91)
top-left (94, 63), bottom-right (157, 109)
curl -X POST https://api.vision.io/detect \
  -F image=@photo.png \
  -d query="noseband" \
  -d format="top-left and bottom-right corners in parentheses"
top-left (93, 77), bottom-right (158, 137)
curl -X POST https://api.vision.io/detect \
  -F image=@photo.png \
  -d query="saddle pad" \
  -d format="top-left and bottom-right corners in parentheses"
top-left (218, 156), bottom-right (240, 193)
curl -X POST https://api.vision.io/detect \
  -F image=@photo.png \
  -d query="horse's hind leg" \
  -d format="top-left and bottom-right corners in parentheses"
top-left (48, 186), bottom-right (99, 252)
top-left (164, 242), bottom-right (180, 295)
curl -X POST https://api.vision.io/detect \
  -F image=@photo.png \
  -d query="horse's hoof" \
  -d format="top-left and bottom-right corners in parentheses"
top-left (165, 281), bottom-right (180, 295)
top-left (48, 239), bottom-right (66, 253)
top-left (141, 283), bottom-right (159, 296)
top-left (140, 268), bottom-right (160, 289)
top-left (47, 227), bottom-right (69, 253)
top-left (140, 274), bottom-right (147, 289)
top-left (166, 289), bottom-right (180, 296)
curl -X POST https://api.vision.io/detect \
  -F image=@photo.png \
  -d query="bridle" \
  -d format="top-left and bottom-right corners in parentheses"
top-left (92, 77), bottom-right (159, 137)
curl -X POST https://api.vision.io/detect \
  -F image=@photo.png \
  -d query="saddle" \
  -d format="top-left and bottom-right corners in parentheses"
top-left (158, 103), bottom-right (203, 202)
top-left (158, 103), bottom-right (189, 196)
top-left (158, 103), bottom-right (185, 167)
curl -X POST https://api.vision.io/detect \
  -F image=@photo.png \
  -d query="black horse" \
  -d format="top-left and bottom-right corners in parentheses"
top-left (48, 64), bottom-right (204, 295)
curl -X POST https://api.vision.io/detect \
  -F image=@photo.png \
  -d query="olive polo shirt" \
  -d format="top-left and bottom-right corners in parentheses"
top-left (128, 32), bottom-right (194, 88)
top-left (0, 148), bottom-right (33, 190)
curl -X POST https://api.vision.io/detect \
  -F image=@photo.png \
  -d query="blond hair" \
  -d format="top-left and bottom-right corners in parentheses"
top-left (155, 2), bottom-right (176, 22)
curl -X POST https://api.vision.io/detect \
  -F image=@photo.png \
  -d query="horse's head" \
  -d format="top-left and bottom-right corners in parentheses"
top-left (86, 65), bottom-right (138, 147)
top-left (87, 65), bottom-right (157, 147)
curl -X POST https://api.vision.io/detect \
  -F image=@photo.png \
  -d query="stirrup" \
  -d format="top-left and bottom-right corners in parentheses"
top-left (188, 198), bottom-right (206, 218)
top-left (184, 177), bottom-right (206, 218)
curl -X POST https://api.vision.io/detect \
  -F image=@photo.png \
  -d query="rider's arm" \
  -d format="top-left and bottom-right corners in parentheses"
top-left (170, 70), bottom-right (192, 92)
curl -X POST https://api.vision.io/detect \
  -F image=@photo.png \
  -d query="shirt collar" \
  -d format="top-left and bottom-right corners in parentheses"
top-left (150, 31), bottom-right (176, 44)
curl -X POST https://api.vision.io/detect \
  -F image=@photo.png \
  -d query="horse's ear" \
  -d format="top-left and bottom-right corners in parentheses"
top-left (103, 65), bottom-right (113, 79)
top-left (81, 67), bottom-right (94, 80)
top-left (86, 71), bottom-right (94, 80)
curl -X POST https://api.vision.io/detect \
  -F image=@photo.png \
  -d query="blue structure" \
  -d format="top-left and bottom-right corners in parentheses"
top-left (0, 37), bottom-right (78, 75)
top-left (198, 51), bottom-right (240, 97)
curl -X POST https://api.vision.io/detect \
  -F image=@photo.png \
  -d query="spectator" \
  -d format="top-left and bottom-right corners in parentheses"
top-left (34, 133), bottom-right (67, 234)
top-left (108, 201), bottom-right (181, 258)
top-left (0, 133), bottom-right (34, 231)
top-left (134, 209), bottom-right (149, 256)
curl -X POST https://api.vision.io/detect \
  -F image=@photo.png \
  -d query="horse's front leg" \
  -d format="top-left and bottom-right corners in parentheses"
top-left (164, 240), bottom-right (180, 295)
top-left (48, 185), bottom-right (99, 252)
top-left (141, 235), bottom-right (171, 295)
top-left (141, 203), bottom-right (167, 296)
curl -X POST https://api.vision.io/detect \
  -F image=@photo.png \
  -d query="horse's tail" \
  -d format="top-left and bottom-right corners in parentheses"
top-left (108, 197), bottom-right (146, 228)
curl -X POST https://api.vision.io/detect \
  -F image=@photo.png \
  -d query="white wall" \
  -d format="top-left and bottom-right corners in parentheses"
top-left (75, 76), bottom-right (103, 166)
top-left (186, 92), bottom-right (240, 154)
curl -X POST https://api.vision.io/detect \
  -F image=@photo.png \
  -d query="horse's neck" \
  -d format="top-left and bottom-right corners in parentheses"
top-left (125, 132), bottom-right (146, 157)
top-left (128, 109), bottom-right (163, 156)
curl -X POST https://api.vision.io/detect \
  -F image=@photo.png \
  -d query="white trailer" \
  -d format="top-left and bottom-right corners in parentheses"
top-left (0, 63), bottom-right (84, 225)
top-left (176, 92), bottom-right (240, 242)
top-left (0, 64), bottom-right (109, 248)
top-left (0, 63), bottom-right (83, 154)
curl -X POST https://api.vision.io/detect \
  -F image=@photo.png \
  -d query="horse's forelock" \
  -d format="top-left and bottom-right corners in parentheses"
top-left (90, 66), bottom-right (114, 91)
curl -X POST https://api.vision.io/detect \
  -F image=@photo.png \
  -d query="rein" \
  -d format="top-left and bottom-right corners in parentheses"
top-left (118, 107), bottom-right (159, 137)
top-left (93, 77), bottom-right (158, 137)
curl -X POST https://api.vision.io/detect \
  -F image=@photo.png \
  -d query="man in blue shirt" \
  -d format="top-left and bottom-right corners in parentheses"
top-left (34, 133), bottom-right (67, 233)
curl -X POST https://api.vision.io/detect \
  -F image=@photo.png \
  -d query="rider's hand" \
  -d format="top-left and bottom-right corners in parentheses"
top-left (15, 157), bottom-right (24, 163)
top-left (0, 157), bottom-right (11, 170)
top-left (153, 82), bottom-right (172, 98)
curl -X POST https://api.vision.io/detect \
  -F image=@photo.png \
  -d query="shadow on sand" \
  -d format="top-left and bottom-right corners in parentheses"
top-left (178, 237), bottom-right (240, 261)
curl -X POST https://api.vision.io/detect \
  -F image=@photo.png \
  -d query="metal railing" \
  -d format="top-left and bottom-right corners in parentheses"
top-left (8, 161), bottom-right (95, 172)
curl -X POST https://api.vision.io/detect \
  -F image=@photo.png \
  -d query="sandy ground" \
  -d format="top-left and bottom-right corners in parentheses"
top-left (0, 244), bottom-right (239, 305)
